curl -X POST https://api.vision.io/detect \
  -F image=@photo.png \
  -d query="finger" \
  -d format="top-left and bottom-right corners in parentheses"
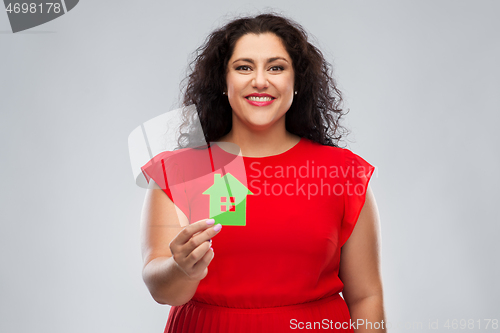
top-left (191, 244), bottom-right (215, 272)
top-left (183, 223), bottom-right (222, 255)
top-left (172, 220), bottom-right (220, 259)
top-left (171, 241), bottom-right (207, 276)
top-left (174, 218), bottom-right (215, 245)
top-left (185, 239), bottom-right (212, 266)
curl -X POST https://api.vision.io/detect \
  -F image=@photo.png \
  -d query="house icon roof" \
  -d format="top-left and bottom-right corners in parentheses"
top-left (202, 173), bottom-right (253, 200)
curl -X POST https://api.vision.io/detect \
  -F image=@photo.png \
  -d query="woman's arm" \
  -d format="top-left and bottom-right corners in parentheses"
top-left (140, 180), bottom-right (217, 306)
top-left (339, 185), bottom-right (387, 332)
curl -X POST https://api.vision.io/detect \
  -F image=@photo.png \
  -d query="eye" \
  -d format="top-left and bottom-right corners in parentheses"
top-left (270, 65), bottom-right (285, 71)
top-left (236, 65), bottom-right (251, 71)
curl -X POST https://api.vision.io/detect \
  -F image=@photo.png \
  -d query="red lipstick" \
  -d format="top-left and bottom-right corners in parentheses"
top-left (245, 93), bottom-right (276, 106)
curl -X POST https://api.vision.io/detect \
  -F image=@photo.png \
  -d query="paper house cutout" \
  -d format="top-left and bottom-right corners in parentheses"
top-left (202, 173), bottom-right (253, 226)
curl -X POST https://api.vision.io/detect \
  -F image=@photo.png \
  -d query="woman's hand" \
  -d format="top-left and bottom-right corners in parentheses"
top-left (169, 218), bottom-right (222, 281)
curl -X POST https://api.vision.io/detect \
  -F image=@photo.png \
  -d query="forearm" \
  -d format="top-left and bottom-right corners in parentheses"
top-left (346, 295), bottom-right (386, 332)
top-left (142, 256), bottom-right (201, 306)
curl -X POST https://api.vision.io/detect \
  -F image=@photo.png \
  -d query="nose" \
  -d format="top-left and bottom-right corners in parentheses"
top-left (252, 68), bottom-right (269, 90)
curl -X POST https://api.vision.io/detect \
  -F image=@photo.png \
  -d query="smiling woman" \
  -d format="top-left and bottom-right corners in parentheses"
top-left (140, 11), bottom-right (386, 333)
top-left (222, 32), bottom-right (296, 139)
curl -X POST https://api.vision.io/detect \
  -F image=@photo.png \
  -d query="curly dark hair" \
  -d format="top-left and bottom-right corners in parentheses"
top-left (175, 11), bottom-right (350, 149)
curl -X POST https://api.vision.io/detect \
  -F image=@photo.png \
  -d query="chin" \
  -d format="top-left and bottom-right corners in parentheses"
top-left (245, 120), bottom-right (278, 132)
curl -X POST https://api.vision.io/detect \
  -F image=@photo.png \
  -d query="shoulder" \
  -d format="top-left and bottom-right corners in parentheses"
top-left (143, 144), bottom-right (212, 180)
top-left (299, 139), bottom-right (375, 173)
top-left (150, 144), bottom-right (212, 168)
top-left (300, 137), bottom-right (344, 160)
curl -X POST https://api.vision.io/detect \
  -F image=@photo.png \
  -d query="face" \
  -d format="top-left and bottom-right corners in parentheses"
top-left (225, 33), bottom-right (295, 133)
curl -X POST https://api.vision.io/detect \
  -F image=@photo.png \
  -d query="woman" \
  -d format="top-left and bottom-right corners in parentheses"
top-left (140, 12), bottom-right (386, 332)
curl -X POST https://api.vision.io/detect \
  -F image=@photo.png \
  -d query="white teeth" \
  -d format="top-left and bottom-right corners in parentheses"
top-left (247, 96), bottom-right (273, 102)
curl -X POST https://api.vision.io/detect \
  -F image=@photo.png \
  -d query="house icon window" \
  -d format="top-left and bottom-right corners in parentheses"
top-left (203, 173), bottom-right (253, 226)
top-left (221, 196), bottom-right (236, 212)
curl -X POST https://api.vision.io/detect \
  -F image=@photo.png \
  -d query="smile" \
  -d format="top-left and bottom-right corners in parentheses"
top-left (245, 96), bottom-right (275, 106)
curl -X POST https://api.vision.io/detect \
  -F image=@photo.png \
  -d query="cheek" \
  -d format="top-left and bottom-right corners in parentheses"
top-left (280, 82), bottom-right (295, 99)
top-left (287, 76), bottom-right (295, 91)
top-left (281, 79), bottom-right (295, 107)
top-left (226, 77), bottom-right (242, 97)
top-left (278, 75), bottom-right (295, 95)
top-left (226, 80), bottom-right (243, 109)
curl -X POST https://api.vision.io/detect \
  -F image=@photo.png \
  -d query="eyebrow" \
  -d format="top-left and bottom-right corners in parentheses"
top-left (232, 57), bottom-right (289, 65)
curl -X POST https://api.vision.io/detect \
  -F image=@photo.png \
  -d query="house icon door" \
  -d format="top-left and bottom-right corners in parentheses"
top-left (202, 173), bottom-right (253, 226)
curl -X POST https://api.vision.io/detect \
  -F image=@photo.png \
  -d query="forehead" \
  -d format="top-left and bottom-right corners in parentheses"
top-left (231, 33), bottom-right (290, 60)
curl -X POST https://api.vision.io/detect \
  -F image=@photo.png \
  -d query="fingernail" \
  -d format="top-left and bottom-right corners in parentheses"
top-left (206, 219), bottom-right (215, 225)
top-left (213, 224), bottom-right (222, 232)
top-left (210, 247), bottom-right (214, 251)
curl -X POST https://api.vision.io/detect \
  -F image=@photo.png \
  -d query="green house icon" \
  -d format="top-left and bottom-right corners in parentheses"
top-left (202, 172), bottom-right (253, 226)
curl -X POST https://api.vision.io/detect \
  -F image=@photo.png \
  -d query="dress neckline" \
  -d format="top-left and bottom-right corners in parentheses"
top-left (211, 137), bottom-right (304, 160)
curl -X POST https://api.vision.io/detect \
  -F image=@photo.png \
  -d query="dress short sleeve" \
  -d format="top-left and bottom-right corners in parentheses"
top-left (140, 152), bottom-right (190, 218)
top-left (339, 148), bottom-right (376, 247)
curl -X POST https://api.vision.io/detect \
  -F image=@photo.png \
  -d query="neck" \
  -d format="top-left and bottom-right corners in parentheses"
top-left (217, 117), bottom-right (300, 158)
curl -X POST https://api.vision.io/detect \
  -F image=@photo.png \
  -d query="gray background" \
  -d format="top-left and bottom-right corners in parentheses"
top-left (1, 0), bottom-right (499, 332)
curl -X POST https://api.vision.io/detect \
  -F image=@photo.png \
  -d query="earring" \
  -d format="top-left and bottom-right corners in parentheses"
top-left (294, 91), bottom-right (297, 95)
top-left (223, 92), bottom-right (226, 95)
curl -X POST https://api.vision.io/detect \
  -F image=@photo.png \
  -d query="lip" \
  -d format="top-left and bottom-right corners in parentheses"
top-left (245, 93), bottom-right (276, 107)
top-left (245, 93), bottom-right (275, 98)
top-left (245, 99), bottom-right (275, 107)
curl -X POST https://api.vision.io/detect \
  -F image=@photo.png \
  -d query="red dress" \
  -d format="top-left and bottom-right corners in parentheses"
top-left (141, 137), bottom-right (375, 332)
